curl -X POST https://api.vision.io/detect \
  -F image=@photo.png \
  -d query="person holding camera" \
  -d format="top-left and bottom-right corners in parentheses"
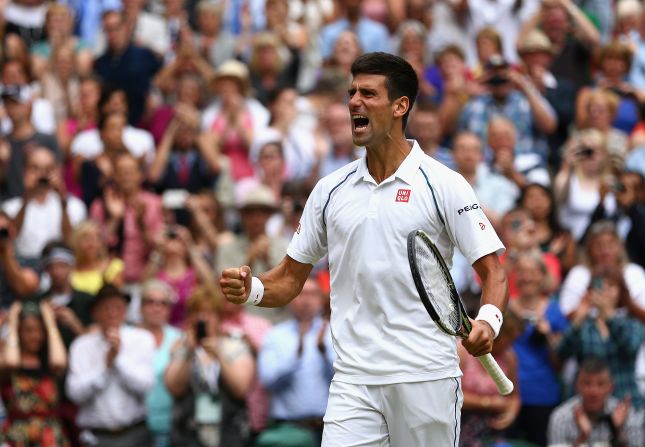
top-left (1, 146), bottom-right (86, 266)
top-left (555, 129), bottom-right (618, 241)
top-left (457, 53), bottom-right (557, 162)
top-left (165, 287), bottom-right (255, 447)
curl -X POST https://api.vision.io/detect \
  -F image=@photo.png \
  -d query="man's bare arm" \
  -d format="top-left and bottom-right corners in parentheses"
top-left (220, 255), bottom-right (313, 308)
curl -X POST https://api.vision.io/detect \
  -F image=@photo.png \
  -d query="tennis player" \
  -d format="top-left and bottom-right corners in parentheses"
top-left (221, 52), bottom-right (509, 446)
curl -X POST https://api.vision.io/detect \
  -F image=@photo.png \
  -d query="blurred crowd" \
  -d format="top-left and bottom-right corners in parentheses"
top-left (0, 0), bottom-right (643, 446)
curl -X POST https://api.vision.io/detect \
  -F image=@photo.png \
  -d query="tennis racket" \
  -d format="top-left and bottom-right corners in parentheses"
top-left (407, 229), bottom-right (514, 395)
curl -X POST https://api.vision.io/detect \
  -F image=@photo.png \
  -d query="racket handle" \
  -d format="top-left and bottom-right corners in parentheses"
top-left (477, 354), bottom-right (514, 395)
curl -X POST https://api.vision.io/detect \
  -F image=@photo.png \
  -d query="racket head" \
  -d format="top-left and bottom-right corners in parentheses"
top-left (407, 229), bottom-right (470, 337)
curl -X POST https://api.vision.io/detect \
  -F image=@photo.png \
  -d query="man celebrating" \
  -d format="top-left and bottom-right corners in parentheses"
top-left (221, 52), bottom-right (508, 445)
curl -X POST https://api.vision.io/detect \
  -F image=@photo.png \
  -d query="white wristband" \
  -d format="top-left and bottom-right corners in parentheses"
top-left (475, 304), bottom-right (503, 339)
top-left (245, 276), bottom-right (264, 306)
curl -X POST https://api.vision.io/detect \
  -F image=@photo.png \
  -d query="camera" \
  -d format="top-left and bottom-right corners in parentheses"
top-left (195, 320), bottom-right (207, 343)
top-left (485, 74), bottom-right (509, 86)
top-left (0, 227), bottom-right (9, 240)
top-left (577, 146), bottom-right (595, 159)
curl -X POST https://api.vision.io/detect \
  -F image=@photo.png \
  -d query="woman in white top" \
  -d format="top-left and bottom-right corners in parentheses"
top-left (555, 129), bottom-right (617, 241)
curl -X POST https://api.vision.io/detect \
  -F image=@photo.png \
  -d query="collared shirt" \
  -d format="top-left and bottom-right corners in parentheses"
top-left (258, 316), bottom-right (335, 420)
top-left (288, 140), bottom-right (504, 385)
top-left (547, 395), bottom-right (644, 447)
top-left (66, 325), bottom-right (156, 430)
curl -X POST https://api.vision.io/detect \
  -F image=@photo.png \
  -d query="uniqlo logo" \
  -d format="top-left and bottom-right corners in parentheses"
top-left (396, 189), bottom-right (411, 202)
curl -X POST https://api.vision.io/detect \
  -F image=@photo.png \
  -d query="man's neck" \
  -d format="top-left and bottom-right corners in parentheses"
top-left (460, 170), bottom-right (477, 186)
top-left (11, 122), bottom-right (35, 140)
top-left (51, 282), bottom-right (72, 295)
top-left (365, 137), bottom-right (412, 184)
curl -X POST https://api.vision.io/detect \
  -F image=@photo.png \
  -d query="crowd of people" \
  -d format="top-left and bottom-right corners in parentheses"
top-left (0, 0), bottom-right (642, 446)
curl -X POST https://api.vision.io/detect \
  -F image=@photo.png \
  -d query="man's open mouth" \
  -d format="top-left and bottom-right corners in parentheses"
top-left (352, 115), bottom-right (369, 130)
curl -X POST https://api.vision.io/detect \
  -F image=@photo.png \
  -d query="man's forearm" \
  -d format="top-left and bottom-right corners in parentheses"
top-left (257, 256), bottom-right (313, 308)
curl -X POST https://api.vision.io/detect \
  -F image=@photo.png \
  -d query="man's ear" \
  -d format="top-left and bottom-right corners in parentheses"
top-left (393, 96), bottom-right (410, 120)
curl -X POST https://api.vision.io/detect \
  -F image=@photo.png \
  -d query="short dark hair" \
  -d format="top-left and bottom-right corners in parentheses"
top-left (578, 357), bottom-right (610, 377)
top-left (351, 52), bottom-right (419, 130)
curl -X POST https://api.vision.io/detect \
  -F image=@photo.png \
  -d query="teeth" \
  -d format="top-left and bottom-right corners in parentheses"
top-left (352, 115), bottom-right (368, 120)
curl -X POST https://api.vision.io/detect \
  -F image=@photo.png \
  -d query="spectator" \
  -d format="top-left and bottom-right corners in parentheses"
top-left (201, 59), bottom-right (270, 181)
top-left (140, 279), bottom-right (182, 447)
top-left (316, 101), bottom-right (358, 179)
top-left (518, 182), bottom-right (578, 276)
top-left (66, 284), bottom-right (155, 446)
top-left (0, 301), bottom-right (69, 447)
top-left (145, 224), bottom-right (216, 327)
top-left (0, 211), bottom-right (40, 305)
top-left (319, 0), bottom-right (390, 60)
top-left (184, 191), bottom-right (235, 256)
top-left (148, 103), bottom-right (221, 195)
top-left (547, 358), bottom-right (644, 447)
top-left (244, 128), bottom-right (289, 202)
top-left (322, 29), bottom-right (363, 80)
top-left (508, 251), bottom-right (569, 446)
top-left (3, 0), bottom-right (48, 50)
top-left (37, 241), bottom-right (94, 348)
top-left (557, 267), bottom-right (645, 408)
top-left (2, 83), bottom-right (60, 199)
top-left (618, 171), bottom-right (645, 269)
top-left (94, 9), bottom-right (162, 125)
top-left (555, 129), bottom-right (617, 241)
top-left (406, 100), bottom-right (454, 169)
top-left (452, 131), bottom-right (518, 227)
top-left (516, 28), bottom-right (577, 168)
top-left (69, 220), bottom-right (125, 296)
top-left (39, 41), bottom-right (81, 126)
top-left (192, 1), bottom-right (237, 69)
top-left (256, 277), bottom-right (334, 445)
top-left (216, 183), bottom-right (289, 321)
top-left (2, 147), bottom-right (86, 265)
top-left (165, 287), bottom-right (255, 447)
top-left (394, 20), bottom-right (435, 101)
top-left (487, 115), bottom-right (550, 186)
top-left (90, 152), bottom-right (164, 287)
top-left (30, 2), bottom-right (93, 80)
top-left (457, 54), bottom-right (557, 162)
top-left (575, 88), bottom-right (630, 161)
top-left (458, 309), bottom-right (523, 446)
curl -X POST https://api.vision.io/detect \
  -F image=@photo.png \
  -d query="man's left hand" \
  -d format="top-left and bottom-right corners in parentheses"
top-left (462, 319), bottom-right (495, 357)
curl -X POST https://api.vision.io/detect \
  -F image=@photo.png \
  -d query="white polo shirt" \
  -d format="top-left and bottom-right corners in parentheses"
top-left (287, 140), bottom-right (504, 385)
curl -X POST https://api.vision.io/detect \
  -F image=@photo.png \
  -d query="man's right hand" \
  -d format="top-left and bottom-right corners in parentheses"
top-left (220, 266), bottom-right (253, 305)
top-left (105, 328), bottom-right (121, 368)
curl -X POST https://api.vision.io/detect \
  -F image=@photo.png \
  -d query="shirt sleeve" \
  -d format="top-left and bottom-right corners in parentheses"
top-left (114, 330), bottom-right (155, 396)
top-left (287, 180), bottom-right (328, 265)
top-left (439, 171), bottom-right (505, 265)
top-left (257, 328), bottom-right (300, 390)
top-left (66, 339), bottom-right (109, 404)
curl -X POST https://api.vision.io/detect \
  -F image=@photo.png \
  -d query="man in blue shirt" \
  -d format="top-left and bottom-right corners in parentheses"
top-left (257, 277), bottom-right (334, 444)
top-left (94, 9), bottom-right (162, 125)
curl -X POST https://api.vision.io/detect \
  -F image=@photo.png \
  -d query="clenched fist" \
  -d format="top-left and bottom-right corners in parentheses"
top-left (220, 265), bottom-right (253, 305)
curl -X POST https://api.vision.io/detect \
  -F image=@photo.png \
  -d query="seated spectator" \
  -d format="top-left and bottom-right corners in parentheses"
top-left (145, 225), bottom-right (216, 327)
top-left (66, 284), bottom-right (155, 446)
top-left (202, 60), bottom-right (270, 182)
top-left (192, 1), bottom-right (237, 68)
top-left (148, 104), bottom-right (221, 195)
top-left (165, 287), bottom-right (255, 447)
top-left (322, 29), bottom-right (363, 81)
top-left (2, 83), bottom-right (60, 199)
top-left (406, 100), bottom-right (454, 170)
top-left (518, 182), bottom-right (578, 276)
top-left (555, 129), bottom-right (618, 241)
top-left (0, 300), bottom-right (69, 447)
top-left (257, 277), bottom-right (334, 446)
top-left (69, 220), bottom-right (125, 295)
top-left (458, 309), bottom-right (523, 446)
top-left (1, 147), bottom-right (86, 265)
top-left (0, 211), bottom-right (40, 306)
top-left (557, 268), bottom-right (645, 408)
top-left (140, 280), bottom-right (182, 447)
top-left (508, 251), bottom-right (568, 446)
top-left (547, 358), bottom-right (644, 447)
top-left (90, 152), bottom-right (164, 287)
top-left (452, 131), bottom-right (518, 227)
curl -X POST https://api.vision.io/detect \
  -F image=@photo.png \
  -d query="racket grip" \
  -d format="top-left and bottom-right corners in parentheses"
top-left (477, 354), bottom-right (514, 395)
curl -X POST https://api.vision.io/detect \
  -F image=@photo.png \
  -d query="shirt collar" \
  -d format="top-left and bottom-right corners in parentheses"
top-left (351, 140), bottom-right (424, 185)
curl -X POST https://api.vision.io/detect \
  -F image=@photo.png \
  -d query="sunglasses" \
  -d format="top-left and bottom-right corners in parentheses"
top-left (142, 298), bottom-right (172, 307)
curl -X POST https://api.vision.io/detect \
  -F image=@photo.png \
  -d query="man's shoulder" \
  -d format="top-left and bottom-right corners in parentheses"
top-left (550, 395), bottom-right (580, 420)
top-left (69, 330), bottom-right (100, 352)
top-left (122, 325), bottom-right (155, 347)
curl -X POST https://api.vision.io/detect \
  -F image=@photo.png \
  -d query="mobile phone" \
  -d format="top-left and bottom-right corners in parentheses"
top-left (591, 277), bottom-right (604, 290)
top-left (195, 320), bottom-right (207, 343)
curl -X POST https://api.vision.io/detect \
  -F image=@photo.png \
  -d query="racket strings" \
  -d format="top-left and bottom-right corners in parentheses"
top-left (414, 238), bottom-right (461, 333)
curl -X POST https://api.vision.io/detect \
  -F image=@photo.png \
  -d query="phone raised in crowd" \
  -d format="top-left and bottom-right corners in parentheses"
top-left (195, 320), bottom-right (207, 343)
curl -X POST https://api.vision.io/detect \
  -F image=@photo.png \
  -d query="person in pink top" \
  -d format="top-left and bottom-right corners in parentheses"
top-left (90, 152), bottom-right (163, 284)
top-left (220, 298), bottom-right (273, 437)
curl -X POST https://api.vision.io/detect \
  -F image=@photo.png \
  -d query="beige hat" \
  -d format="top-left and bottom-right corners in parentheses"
top-left (517, 29), bottom-right (555, 55)
top-left (211, 59), bottom-right (250, 94)
top-left (617, 0), bottom-right (642, 19)
top-left (237, 183), bottom-right (278, 211)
